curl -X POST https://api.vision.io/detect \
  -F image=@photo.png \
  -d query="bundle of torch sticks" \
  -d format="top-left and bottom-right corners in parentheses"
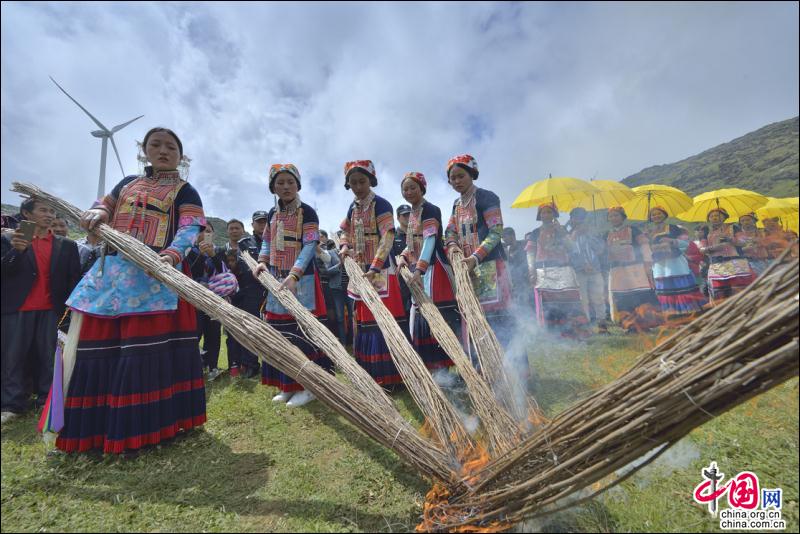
top-left (13, 182), bottom-right (799, 533)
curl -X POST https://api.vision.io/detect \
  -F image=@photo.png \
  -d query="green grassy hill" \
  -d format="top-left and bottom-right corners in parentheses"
top-left (622, 116), bottom-right (799, 197)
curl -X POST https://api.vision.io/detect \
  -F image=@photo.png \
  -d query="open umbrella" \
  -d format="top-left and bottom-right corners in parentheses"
top-left (677, 188), bottom-right (768, 222)
top-left (756, 197), bottom-right (799, 234)
top-left (618, 184), bottom-right (693, 221)
top-left (560, 180), bottom-right (635, 212)
top-left (756, 197), bottom-right (798, 220)
top-left (511, 175), bottom-right (599, 210)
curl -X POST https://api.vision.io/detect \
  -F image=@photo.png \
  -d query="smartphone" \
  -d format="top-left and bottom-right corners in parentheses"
top-left (19, 220), bottom-right (36, 242)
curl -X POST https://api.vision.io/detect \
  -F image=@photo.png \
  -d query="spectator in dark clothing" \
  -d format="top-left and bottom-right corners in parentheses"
top-left (76, 232), bottom-right (102, 275)
top-left (1, 213), bottom-right (20, 231)
top-left (318, 232), bottom-right (351, 345)
top-left (502, 227), bottom-right (531, 309)
top-left (315, 230), bottom-right (338, 336)
top-left (2, 198), bottom-right (81, 424)
top-left (237, 211), bottom-right (268, 259)
top-left (50, 214), bottom-right (69, 237)
top-left (393, 204), bottom-right (413, 320)
top-left (223, 217), bottom-right (264, 378)
top-left (186, 222), bottom-right (224, 381)
top-left (334, 230), bottom-right (354, 345)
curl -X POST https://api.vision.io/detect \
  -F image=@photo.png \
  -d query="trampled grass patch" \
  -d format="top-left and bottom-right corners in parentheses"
top-left (2, 333), bottom-right (797, 532)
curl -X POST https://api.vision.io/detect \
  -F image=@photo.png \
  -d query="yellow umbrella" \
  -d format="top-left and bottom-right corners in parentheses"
top-left (559, 180), bottom-right (635, 212)
top-left (677, 188), bottom-right (769, 222)
top-left (618, 184), bottom-right (693, 221)
top-left (511, 176), bottom-right (599, 209)
top-left (756, 197), bottom-right (798, 220)
top-left (755, 197), bottom-right (799, 233)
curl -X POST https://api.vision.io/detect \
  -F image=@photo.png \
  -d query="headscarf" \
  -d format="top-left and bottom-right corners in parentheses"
top-left (344, 160), bottom-right (377, 189)
top-left (536, 202), bottom-right (559, 221)
top-left (707, 207), bottom-right (730, 222)
top-left (446, 154), bottom-right (479, 180)
top-left (608, 206), bottom-right (628, 220)
top-left (402, 171), bottom-right (427, 194)
top-left (648, 205), bottom-right (669, 221)
top-left (268, 163), bottom-right (301, 193)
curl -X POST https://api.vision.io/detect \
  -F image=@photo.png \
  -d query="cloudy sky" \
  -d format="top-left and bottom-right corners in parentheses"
top-left (2, 2), bottom-right (798, 233)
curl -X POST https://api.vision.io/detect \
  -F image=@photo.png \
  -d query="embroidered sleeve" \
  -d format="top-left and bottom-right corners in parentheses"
top-left (444, 202), bottom-right (459, 248)
top-left (291, 215), bottom-right (320, 278)
top-left (93, 175), bottom-right (137, 216)
top-left (339, 205), bottom-right (353, 249)
top-left (416, 235), bottom-right (436, 273)
top-left (258, 235), bottom-right (271, 264)
top-left (163, 225), bottom-right (201, 264)
top-left (473, 206), bottom-right (503, 263)
top-left (259, 208), bottom-right (276, 264)
top-left (422, 216), bottom-right (439, 240)
top-left (370, 200), bottom-right (396, 271)
top-left (164, 186), bottom-right (206, 264)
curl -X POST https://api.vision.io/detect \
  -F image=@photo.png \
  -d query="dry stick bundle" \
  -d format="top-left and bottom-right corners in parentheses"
top-left (427, 257), bottom-right (799, 530)
top-left (397, 263), bottom-right (518, 456)
top-left (239, 252), bottom-right (395, 413)
top-left (11, 182), bottom-right (457, 484)
top-left (447, 247), bottom-right (530, 422)
top-left (341, 255), bottom-right (474, 457)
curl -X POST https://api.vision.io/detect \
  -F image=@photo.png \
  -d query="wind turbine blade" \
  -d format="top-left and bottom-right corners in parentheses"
top-left (112, 114), bottom-right (144, 133)
top-left (49, 76), bottom-right (109, 132)
top-left (110, 136), bottom-right (126, 178)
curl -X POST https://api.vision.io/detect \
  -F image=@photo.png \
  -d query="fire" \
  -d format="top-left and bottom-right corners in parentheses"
top-left (416, 441), bottom-right (514, 532)
top-left (527, 406), bottom-right (550, 428)
top-left (618, 303), bottom-right (664, 333)
top-left (460, 442), bottom-right (492, 486)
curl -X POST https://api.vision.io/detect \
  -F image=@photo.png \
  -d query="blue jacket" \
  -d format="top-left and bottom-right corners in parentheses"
top-left (324, 248), bottom-right (344, 290)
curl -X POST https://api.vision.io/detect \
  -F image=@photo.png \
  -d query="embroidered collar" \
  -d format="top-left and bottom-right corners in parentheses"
top-left (148, 169), bottom-right (182, 183)
top-left (458, 185), bottom-right (477, 207)
top-left (354, 191), bottom-right (376, 211)
top-left (278, 195), bottom-right (302, 215)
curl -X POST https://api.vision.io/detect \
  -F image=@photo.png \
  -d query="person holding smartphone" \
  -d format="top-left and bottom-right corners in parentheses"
top-left (1, 197), bottom-right (81, 425)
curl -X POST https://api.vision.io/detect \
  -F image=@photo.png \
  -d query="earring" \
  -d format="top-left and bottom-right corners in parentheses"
top-left (136, 141), bottom-right (148, 175)
top-left (179, 154), bottom-right (192, 181)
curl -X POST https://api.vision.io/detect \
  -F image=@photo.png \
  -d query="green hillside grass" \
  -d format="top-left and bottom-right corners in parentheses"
top-left (2, 334), bottom-right (797, 532)
top-left (623, 116), bottom-right (799, 197)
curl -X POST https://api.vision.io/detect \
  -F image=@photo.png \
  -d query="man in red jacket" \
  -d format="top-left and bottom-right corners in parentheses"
top-left (1, 198), bottom-right (81, 424)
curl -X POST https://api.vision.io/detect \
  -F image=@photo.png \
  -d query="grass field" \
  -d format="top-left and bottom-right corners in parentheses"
top-left (2, 331), bottom-right (797, 532)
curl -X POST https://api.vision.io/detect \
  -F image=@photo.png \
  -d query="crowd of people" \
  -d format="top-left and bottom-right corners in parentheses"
top-left (1, 125), bottom-right (797, 457)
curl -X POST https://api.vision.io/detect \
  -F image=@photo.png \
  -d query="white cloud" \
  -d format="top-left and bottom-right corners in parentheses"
top-left (2, 1), bottom-right (798, 234)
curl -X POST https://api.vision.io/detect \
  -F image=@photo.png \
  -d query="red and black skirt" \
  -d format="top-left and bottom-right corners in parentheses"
top-left (410, 260), bottom-right (457, 371)
top-left (353, 274), bottom-right (407, 385)
top-left (56, 297), bottom-right (206, 454)
top-left (261, 273), bottom-right (334, 392)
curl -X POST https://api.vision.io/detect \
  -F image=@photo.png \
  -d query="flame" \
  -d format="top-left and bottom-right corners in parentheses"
top-left (416, 441), bottom-right (514, 532)
top-left (618, 303), bottom-right (664, 333)
top-left (527, 406), bottom-right (550, 427)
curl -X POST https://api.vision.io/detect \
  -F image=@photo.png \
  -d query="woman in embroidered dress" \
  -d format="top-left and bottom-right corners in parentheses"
top-left (700, 208), bottom-right (756, 305)
top-left (394, 172), bottom-right (457, 374)
top-left (646, 206), bottom-right (707, 318)
top-left (443, 155), bottom-right (521, 376)
top-left (338, 161), bottom-right (407, 387)
top-left (605, 206), bottom-right (660, 326)
top-left (251, 164), bottom-right (333, 407)
top-left (735, 213), bottom-right (769, 276)
top-left (525, 203), bottom-right (587, 337)
top-left (54, 127), bottom-right (207, 454)
top-left (762, 216), bottom-right (797, 262)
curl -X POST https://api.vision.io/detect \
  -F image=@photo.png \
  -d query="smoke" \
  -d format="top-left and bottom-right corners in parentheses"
top-left (615, 437), bottom-right (701, 489)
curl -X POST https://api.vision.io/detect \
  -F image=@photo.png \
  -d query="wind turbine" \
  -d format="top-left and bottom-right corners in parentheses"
top-left (50, 76), bottom-right (144, 198)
